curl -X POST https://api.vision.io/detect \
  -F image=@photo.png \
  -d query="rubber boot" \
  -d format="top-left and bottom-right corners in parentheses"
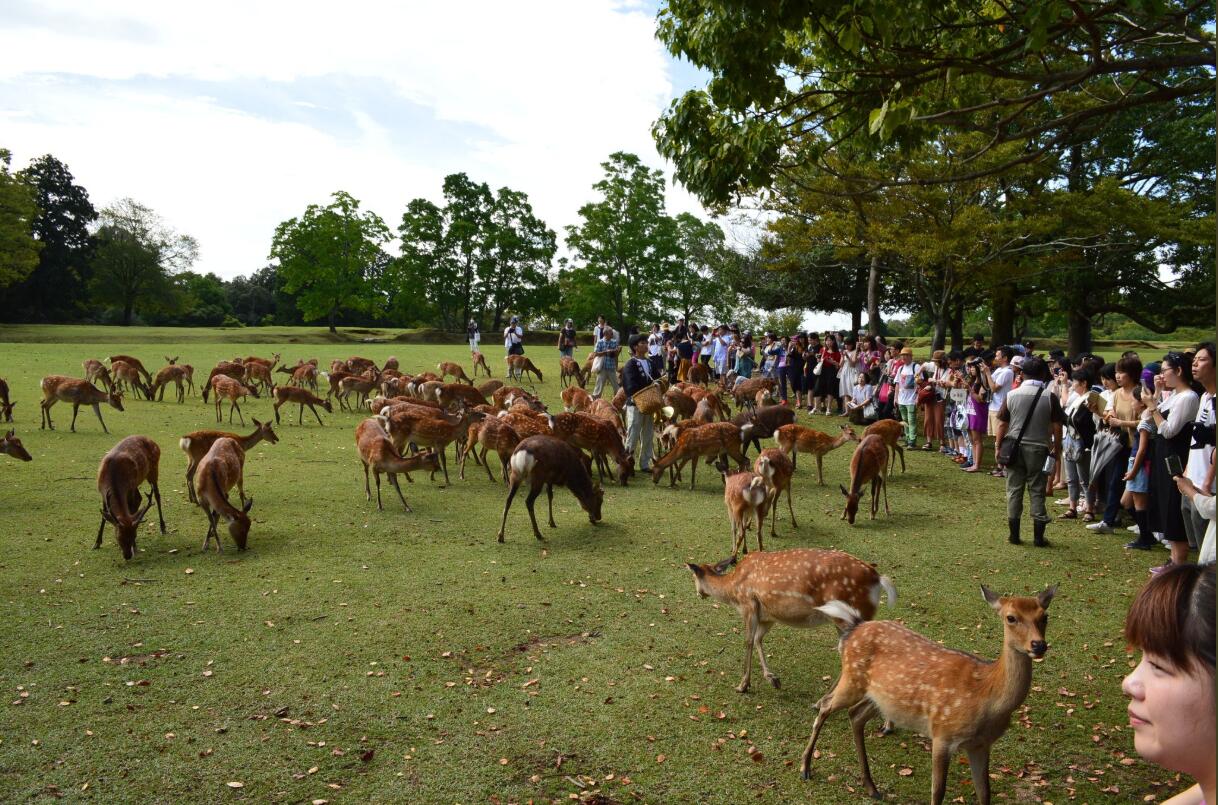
top-left (1125, 509), bottom-right (1157, 550)
top-left (1033, 519), bottom-right (1050, 547)
top-left (1008, 519), bottom-right (1022, 545)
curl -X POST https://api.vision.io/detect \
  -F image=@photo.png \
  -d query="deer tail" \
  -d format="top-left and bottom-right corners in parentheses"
top-left (877, 575), bottom-right (897, 608)
top-left (816, 600), bottom-right (863, 629)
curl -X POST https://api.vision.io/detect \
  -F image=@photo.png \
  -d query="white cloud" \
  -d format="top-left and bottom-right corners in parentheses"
top-left (0, 0), bottom-right (711, 277)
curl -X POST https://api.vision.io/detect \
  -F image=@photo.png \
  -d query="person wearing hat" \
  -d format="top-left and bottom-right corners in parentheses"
top-left (894, 346), bottom-right (921, 447)
top-left (985, 346), bottom-right (1017, 475)
top-left (503, 316), bottom-right (524, 357)
top-left (557, 319), bottom-right (577, 358)
top-left (591, 324), bottom-right (620, 399)
top-left (467, 318), bottom-right (481, 355)
top-left (994, 356), bottom-right (1065, 547)
top-left (622, 334), bottom-right (656, 472)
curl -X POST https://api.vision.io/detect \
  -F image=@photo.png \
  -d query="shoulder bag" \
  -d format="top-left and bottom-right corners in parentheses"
top-left (997, 384), bottom-right (1046, 467)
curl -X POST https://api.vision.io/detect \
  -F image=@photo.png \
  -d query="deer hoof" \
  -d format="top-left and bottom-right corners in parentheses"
top-left (767, 675), bottom-right (781, 689)
top-left (735, 681), bottom-right (750, 694)
top-left (800, 765), bottom-right (812, 782)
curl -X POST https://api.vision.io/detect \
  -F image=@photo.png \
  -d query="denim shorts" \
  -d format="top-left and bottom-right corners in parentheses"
top-left (1125, 454), bottom-right (1150, 494)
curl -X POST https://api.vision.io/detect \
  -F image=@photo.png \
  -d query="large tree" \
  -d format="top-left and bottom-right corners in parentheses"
top-left (89, 198), bottom-right (197, 326)
top-left (564, 152), bottom-right (678, 332)
top-left (270, 191), bottom-right (389, 334)
top-left (0, 149), bottom-right (41, 291)
top-left (668, 212), bottom-right (731, 323)
top-left (483, 187), bottom-right (557, 330)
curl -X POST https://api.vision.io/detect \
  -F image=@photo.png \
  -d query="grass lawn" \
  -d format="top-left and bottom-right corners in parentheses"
top-left (0, 326), bottom-right (1188, 803)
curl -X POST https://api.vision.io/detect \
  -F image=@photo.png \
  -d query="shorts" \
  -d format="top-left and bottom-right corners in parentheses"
top-left (469, 340), bottom-right (480, 350)
top-left (559, 347), bottom-right (573, 358)
top-left (1125, 454), bottom-right (1150, 494)
top-left (988, 411), bottom-right (1002, 436)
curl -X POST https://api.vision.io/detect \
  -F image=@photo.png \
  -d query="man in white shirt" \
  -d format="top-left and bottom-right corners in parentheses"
top-left (987, 346), bottom-right (1016, 440)
top-left (503, 316), bottom-right (524, 356)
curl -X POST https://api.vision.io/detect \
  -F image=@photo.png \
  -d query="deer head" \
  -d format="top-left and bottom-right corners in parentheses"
top-left (253, 418), bottom-right (279, 444)
top-left (102, 491), bottom-right (153, 560)
top-left (840, 424), bottom-right (860, 442)
top-left (839, 484), bottom-right (861, 524)
top-left (685, 556), bottom-right (738, 598)
top-left (165, 356), bottom-right (179, 365)
top-left (616, 452), bottom-right (635, 486)
top-left (225, 496), bottom-right (255, 550)
top-left (108, 391), bottom-right (125, 411)
top-left (584, 483), bottom-right (604, 524)
top-left (982, 584), bottom-right (1057, 658)
top-left (2, 430), bottom-right (32, 461)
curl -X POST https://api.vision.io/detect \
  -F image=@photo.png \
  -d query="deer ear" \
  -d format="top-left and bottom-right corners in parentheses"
top-left (981, 585), bottom-right (1002, 609)
top-left (686, 563), bottom-right (704, 577)
top-left (839, 484), bottom-right (849, 497)
top-left (1038, 584), bottom-right (1058, 609)
top-left (253, 418), bottom-right (262, 426)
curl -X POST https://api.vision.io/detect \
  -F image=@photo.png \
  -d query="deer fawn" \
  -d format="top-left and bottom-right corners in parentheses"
top-left (0, 377), bottom-right (14, 422)
top-left (686, 361), bottom-right (710, 386)
top-left (193, 437), bottom-right (255, 551)
top-left (272, 385), bottom-right (332, 425)
top-left (209, 375), bottom-right (258, 425)
top-left (438, 361), bottom-right (474, 385)
top-left (107, 355), bottom-right (151, 386)
top-left (548, 411), bottom-right (634, 486)
top-left (559, 356), bottom-right (587, 388)
top-left (355, 417), bottom-right (441, 511)
top-left (151, 364), bottom-right (190, 403)
top-left (95, 435), bottom-right (167, 559)
top-left (864, 419), bottom-right (906, 475)
top-left (561, 385), bottom-right (592, 413)
top-left (841, 434), bottom-right (890, 524)
top-left (650, 422), bottom-right (752, 489)
top-left (686, 549), bottom-right (895, 693)
top-left (40, 376), bottom-right (124, 433)
top-left (775, 423), bottom-right (860, 483)
top-left (754, 448), bottom-right (795, 537)
top-left (83, 359), bottom-right (113, 391)
top-left (461, 416), bottom-right (521, 484)
top-left (723, 471), bottom-right (772, 555)
top-left (180, 419), bottom-right (278, 503)
top-left (471, 350), bottom-right (492, 377)
top-left (496, 435), bottom-right (603, 542)
top-left (1, 430), bottom-right (32, 461)
top-left (505, 355), bottom-right (544, 384)
top-left (243, 361), bottom-right (274, 394)
top-left (110, 360), bottom-right (151, 400)
top-left (399, 408), bottom-right (485, 485)
top-left (800, 585), bottom-right (1057, 805)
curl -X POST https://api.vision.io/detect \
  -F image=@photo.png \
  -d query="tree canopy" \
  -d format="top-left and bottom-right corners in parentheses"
top-left (0, 149), bottom-right (42, 290)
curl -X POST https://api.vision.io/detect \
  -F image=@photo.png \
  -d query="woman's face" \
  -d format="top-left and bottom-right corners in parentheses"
top-left (1123, 653), bottom-right (1216, 778)
top-left (1072, 378), bottom-right (1088, 395)
top-left (1161, 361), bottom-right (1183, 390)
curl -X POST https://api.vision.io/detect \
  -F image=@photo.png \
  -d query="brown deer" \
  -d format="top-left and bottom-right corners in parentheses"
top-left (561, 385), bottom-right (592, 413)
top-left (663, 387), bottom-right (696, 419)
top-left (151, 364), bottom-right (190, 403)
top-left (841, 434), bottom-right (890, 524)
top-left (438, 361), bottom-right (474, 385)
top-left (193, 437), bottom-right (255, 551)
top-left (754, 448), bottom-right (795, 537)
top-left (242, 361), bottom-right (274, 394)
top-left (471, 350), bottom-right (492, 377)
top-left (461, 416), bottom-right (521, 484)
top-left (240, 353), bottom-right (279, 371)
top-left (200, 362), bottom-right (244, 402)
top-left (1, 429), bottom-right (32, 461)
top-left (650, 422), bottom-right (752, 489)
top-left (775, 423), bottom-right (860, 482)
top-left (382, 405), bottom-right (465, 454)
top-left (290, 362), bottom-right (319, 392)
top-left (505, 354), bottom-right (543, 384)
top-left (676, 383), bottom-right (729, 420)
top-left (496, 435), bottom-right (604, 542)
top-left (497, 409), bottom-right (552, 440)
top-left (180, 364), bottom-right (196, 396)
top-left (355, 417), bottom-right (441, 511)
top-left (492, 385), bottom-right (541, 411)
top-left (382, 356), bottom-right (399, 372)
top-left (864, 418), bottom-right (907, 475)
top-left (559, 356), bottom-right (587, 389)
top-left (180, 419), bottom-right (278, 503)
top-left (107, 355), bottom-right (151, 386)
top-left (95, 435), bottom-right (166, 559)
top-left (271, 385), bottom-right (332, 425)
top-left (731, 377), bottom-right (776, 410)
top-left (435, 383), bottom-right (489, 410)
top-left (0, 377), bottom-right (14, 422)
top-left (733, 404), bottom-right (796, 455)
top-left (723, 471), bottom-right (772, 555)
top-left (83, 359), bottom-right (114, 391)
top-left (686, 549), bottom-right (896, 693)
top-left (800, 585), bottom-right (1057, 805)
top-left (40, 376), bottom-right (124, 432)
top-left (686, 361), bottom-right (710, 386)
top-left (339, 371), bottom-right (380, 411)
top-left (477, 379), bottom-right (503, 398)
top-left (209, 375), bottom-right (257, 424)
top-left (110, 360), bottom-right (151, 400)
top-left (346, 356), bottom-right (378, 374)
top-left (548, 411), bottom-right (634, 486)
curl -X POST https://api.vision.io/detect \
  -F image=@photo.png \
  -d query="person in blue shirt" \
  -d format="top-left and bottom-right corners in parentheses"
top-left (592, 325), bottom-right (621, 399)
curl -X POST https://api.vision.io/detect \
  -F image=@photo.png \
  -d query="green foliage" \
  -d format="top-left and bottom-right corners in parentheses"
top-left (0, 148), bottom-right (42, 289)
top-left (269, 191), bottom-right (390, 333)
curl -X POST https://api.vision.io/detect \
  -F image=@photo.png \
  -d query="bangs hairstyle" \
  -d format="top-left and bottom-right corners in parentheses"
top-left (1125, 563), bottom-right (1215, 674)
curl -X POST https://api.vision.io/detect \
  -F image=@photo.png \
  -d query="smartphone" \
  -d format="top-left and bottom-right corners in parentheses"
top-left (1165, 454), bottom-right (1184, 478)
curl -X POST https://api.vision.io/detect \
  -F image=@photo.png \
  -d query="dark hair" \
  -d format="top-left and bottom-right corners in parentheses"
top-left (995, 345), bottom-right (1011, 360)
top-left (972, 334), bottom-right (985, 343)
top-left (1099, 362), bottom-right (1117, 383)
top-left (1162, 351), bottom-right (1198, 391)
top-left (1021, 356), bottom-right (1050, 382)
top-left (891, 339), bottom-right (904, 350)
top-left (1054, 357), bottom-right (1073, 376)
top-left (1116, 355), bottom-right (1144, 381)
top-left (1121, 350), bottom-right (1141, 360)
top-left (1069, 368), bottom-right (1090, 384)
top-left (1125, 563), bottom-right (1215, 674)
top-left (1196, 342), bottom-right (1216, 364)
top-left (947, 350), bottom-right (964, 362)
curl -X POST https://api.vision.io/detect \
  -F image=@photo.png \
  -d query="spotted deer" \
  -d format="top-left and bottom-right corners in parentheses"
top-left (650, 422), bottom-right (752, 489)
top-left (355, 417), bottom-right (441, 511)
top-left (561, 385), bottom-right (592, 413)
top-left (723, 471), bottom-right (772, 555)
top-left (110, 360), bottom-right (151, 400)
top-left (559, 356), bottom-right (587, 388)
top-left (40, 376), bottom-right (124, 433)
top-left (461, 416), bottom-right (522, 484)
top-left (107, 355), bottom-right (151, 386)
top-left (180, 419), bottom-right (278, 503)
top-left (201, 362), bottom-right (246, 402)
top-left (754, 448), bottom-right (795, 537)
top-left (151, 364), bottom-right (190, 403)
top-left (800, 585), bottom-right (1057, 805)
top-left (193, 437), bottom-right (255, 551)
top-left (505, 355), bottom-right (544, 384)
top-left (438, 361), bottom-right (474, 385)
top-left (686, 549), bottom-right (895, 693)
top-left (209, 375), bottom-right (258, 425)
top-left (83, 359), bottom-right (114, 391)
top-left (775, 423), bottom-right (860, 482)
top-left (471, 350), bottom-right (492, 377)
top-left (95, 435), bottom-right (167, 559)
top-left (548, 411), bottom-right (634, 486)
top-left (271, 385), bottom-right (332, 426)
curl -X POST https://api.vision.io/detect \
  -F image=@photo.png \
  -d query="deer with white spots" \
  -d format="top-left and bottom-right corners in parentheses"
top-left (686, 548), bottom-right (895, 694)
top-left (800, 584), bottom-right (1057, 804)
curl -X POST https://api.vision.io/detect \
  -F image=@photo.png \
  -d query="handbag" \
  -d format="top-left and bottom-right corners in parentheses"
top-left (812, 361), bottom-right (823, 376)
top-left (916, 383), bottom-right (935, 405)
top-left (997, 383), bottom-right (1047, 467)
top-left (592, 356), bottom-right (604, 373)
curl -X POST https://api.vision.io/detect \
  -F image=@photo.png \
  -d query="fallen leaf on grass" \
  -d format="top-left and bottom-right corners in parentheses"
top-left (898, 767), bottom-right (914, 777)
top-left (226, 781), bottom-right (243, 789)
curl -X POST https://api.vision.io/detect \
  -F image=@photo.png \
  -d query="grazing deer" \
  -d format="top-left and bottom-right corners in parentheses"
top-left (731, 377), bottom-right (776, 411)
top-left (436, 383), bottom-right (488, 410)
top-left (734, 404), bottom-right (796, 455)
top-left (151, 364), bottom-right (190, 403)
top-left (83, 359), bottom-right (114, 391)
top-left (492, 385), bottom-right (542, 411)
top-left (496, 435), bottom-right (604, 542)
top-left (271, 385), bottom-right (332, 425)
top-left (346, 356), bottom-right (378, 374)
top-left (243, 361), bottom-right (274, 394)
top-left (723, 471), bottom-right (772, 555)
top-left (775, 423), bottom-right (860, 482)
top-left (180, 419), bottom-right (278, 503)
top-left (686, 361), bottom-right (710, 386)
top-left (382, 356), bottom-right (399, 372)
top-left (1, 430), bottom-right (32, 461)
top-left (40, 376), bottom-right (124, 432)
top-left (339, 372), bottom-right (380, 411)
top-left (497, 409), bottom-right (552, 440)
top-left (209, 375), bottom-right (258, 425)
top-left (548, 411), bottom-right (634, 486)
top-left (754, 448), bottom-right (796, 537)
top-left (663, 387), bottom-right (696, 419)
top-left (650, 422), bottom-right (752, 489)
top-left (471, 351), bottom-right (492, 377)
top-left (841, 434), bottom-right (890, 524)
top-left (800, 585), bottom-right (1057, 805)
top-left (107, 355), bottom-right (151, 386)
top-left (864, 419), bottom-right (907, 475)
top-left (559, 356), bottom-right (587, 389)
top-left (686, 549), bottom-right (896, 693)
top-left (240, 353), bottom-right (279, 371)
top-left (0, 377), bottom-right (13, 422)
top-left (438, 361), bottom-right (474, 385)
top-left (193, 437), bottom-right (255, 551)
top-left (477, 379), bottom-right (503, 399)
top-left (201, 362), bottom-right (246, 402)
top-left (461, 416), bottom-right (521, 484)
top-left (505, 354), bottom-right (543, 384)
top-left (355, 417), bottom-right (440, 511)
top-left (110, 360), bottom-right (151, 400)
top-left (382, 405), bottom-right (464, 452)
top-left (561, 386), bottom-right (592, 413)
top-left (400, 409), bottom-right (485, 485)
top-left (95, 435), bottom-right (166, 559)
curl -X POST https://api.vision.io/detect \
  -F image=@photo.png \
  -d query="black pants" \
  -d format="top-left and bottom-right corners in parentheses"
top-left (507, 343), bottom-right (524, 356)
top-left (1101, 445), bottom-right (1130, 526)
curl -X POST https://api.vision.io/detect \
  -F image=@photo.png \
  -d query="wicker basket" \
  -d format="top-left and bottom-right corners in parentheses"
top-left (632, 383), bottom-right (664, 415)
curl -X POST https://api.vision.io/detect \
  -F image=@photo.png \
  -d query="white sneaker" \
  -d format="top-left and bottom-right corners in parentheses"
top-left (1127, 525), bottom-right (1140, 534)
top-left (1086, 522), bottom-right (1115, 533)
top-left (1054, 497), bottom-right (1071, 506)
top-left (1154, 532), bottom-right (1169, 546)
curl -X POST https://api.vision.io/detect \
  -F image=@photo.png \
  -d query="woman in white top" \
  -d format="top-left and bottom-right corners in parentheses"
top-left (838, 337), bottom-right (861, 409)
top-left (1149, 351), bottom-right (1202, 570)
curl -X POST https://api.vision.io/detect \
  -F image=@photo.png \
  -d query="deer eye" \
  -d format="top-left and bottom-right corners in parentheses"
top-left (1006, 615), bottom-right (1017, 624)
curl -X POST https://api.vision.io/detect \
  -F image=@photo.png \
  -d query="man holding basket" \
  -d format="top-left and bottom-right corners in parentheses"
top-left (624, 334), bottom-right (657, 472)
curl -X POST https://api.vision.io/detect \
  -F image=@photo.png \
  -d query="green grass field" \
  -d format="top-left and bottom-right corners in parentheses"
top-left (0, 326), bottom-right (1186, 803)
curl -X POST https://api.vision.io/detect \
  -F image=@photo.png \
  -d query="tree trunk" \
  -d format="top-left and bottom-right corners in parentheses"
top-left (991, 283), bottom-right (1016, 347)
top-left (851, 307), bottom-right (862, 336)
top-left (949, 302), bottom-right (965, 352)
top-left (328, 308), bottom-right (337, 334)
top-left (931, 314), bottom-right (947, 351)
top-left (122, 300), bottom-right (134, 327)
top-left (866, 254), bottom-right (882, 334)
top-left (1067, 308), bottom-right (1092, 357)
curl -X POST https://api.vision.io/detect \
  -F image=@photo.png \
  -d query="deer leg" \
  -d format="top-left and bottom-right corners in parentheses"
top-left (524, 484), bottom-right (545, 540)
top-left (800, 687), bottom-right (847, 781)
top-left (496, 480), bottom-right (520, 542)
top-left (500, 457), bottom-right (510, 486)
top-left (849, 700), bottom-right (883, 799)
top-left (786, 485), bottom-right (797, 528)
top-left (965, 744), bottom-right (991, 805)
top-left (870, 477), bottom-right (880, 519)
top-left (234, 400), bottom-right (244, 425)
top-left (374, 470), bottom-right (384, 510)
top-left (897, 444), bottom-right (906, 473)
top-left (69, 403), bottom-right (80, 432)
top-left (754, 507), bottom-right (764, 552)
top-left (688, 457), bottom-right (698, 490)
top-left (95, 516), bottom-right (106, 549)
top-left (929, 740), bottom-right (951, 805)
top-left (482, 448), bottom-right (497, 483)
top-left (816, 454), bottom-right (824, 485)
top-left (151, 482), bottom-right (166, 534)
top-left (309, 403), bottom-right (324, 426)
top-left (362, 462), bottom-right (371, 500)
top-left (389, 473), bottom-right (411, 512)
top-left (546, 483), bottom-right (556, 527)
top-left (737, 602), bottom-right (757, 693)
top-left (439, 449), bottom-right (450, 486)
top-left (881, 476), bottom-right (890, 515)
top-left (273, 402), bottom-right (282, 425)
top-left (186, 464), bottom-right (197, 503)
top-left (753, 619), bottom-right (778, 688)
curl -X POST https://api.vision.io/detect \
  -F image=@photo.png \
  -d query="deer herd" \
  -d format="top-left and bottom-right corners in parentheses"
top-left (0, 347), bottom-right (1059, 803)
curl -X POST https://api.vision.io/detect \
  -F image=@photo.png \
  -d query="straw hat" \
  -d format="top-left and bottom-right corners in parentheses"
top-left (899, 346), bottom-right (913, 357)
